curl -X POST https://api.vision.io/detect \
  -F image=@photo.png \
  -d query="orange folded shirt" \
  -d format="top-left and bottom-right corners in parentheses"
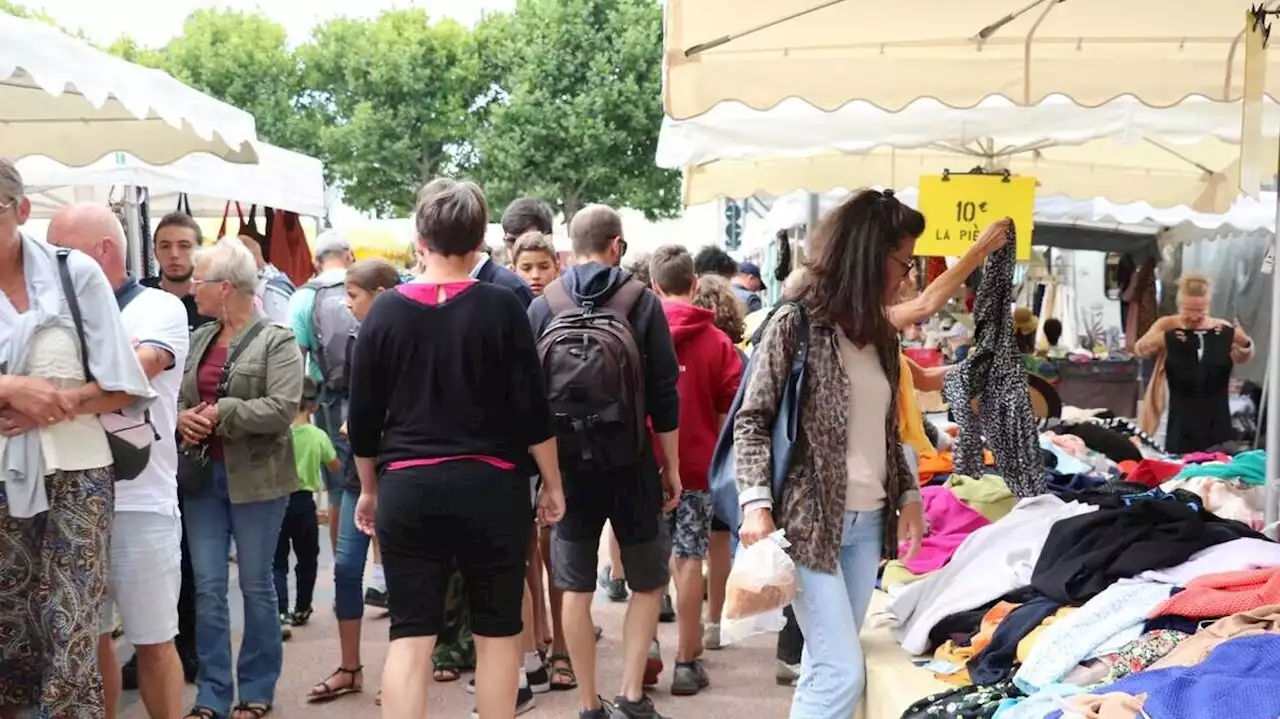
top-left (1148, 567), bottom-right (1280, 619)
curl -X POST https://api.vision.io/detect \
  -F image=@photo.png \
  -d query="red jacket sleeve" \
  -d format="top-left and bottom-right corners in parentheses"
top-left (716, 333), bottom-right (743, 416)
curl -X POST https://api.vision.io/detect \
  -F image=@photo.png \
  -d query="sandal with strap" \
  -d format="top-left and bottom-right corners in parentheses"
top-left (433, 666), bottom-right (461, 682)
top-left (548, 653), bottom-right (577, 691)
top-left (185, 707), bottom-right (217, 719)
top-left (308, 666), bottom-right (363, 703)
top-left (231, 703), bottom-right (271, 719)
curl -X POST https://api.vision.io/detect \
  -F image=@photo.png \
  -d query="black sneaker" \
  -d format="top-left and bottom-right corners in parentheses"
top-left (290, 607), bottom-right (313, 627)
top-left (671, 660), bottom-right (710, 696)
top-left (658, 592), bottom-right (675, 623)
top-left (527, 663), bottom-right (551, 694)
top-left (598, 566), bottom-right (629, 603)
top-left (364, 587), bottom-right (389, 609)
top-left (279, 613), bottom-right (293, 641)
top-left (580, 697), bottom-right (614, 719)
top-left (470, 684), bottom-right (536, 718)
top-left (611, 694), bottom-right (668, 718)
top-left (120, 655), bottom-right (140, 691)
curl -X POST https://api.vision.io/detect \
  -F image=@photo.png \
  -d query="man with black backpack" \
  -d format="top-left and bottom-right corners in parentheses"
top-left (527, 204), bottom-right (681, 719)
top-left (287, 230), bottom-right (357, 556)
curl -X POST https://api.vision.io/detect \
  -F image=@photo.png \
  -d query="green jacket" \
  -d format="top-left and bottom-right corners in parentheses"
top-left (180, 320), bottom-right (304, 504)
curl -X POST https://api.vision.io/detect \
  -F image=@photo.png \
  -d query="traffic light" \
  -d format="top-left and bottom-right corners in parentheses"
top-left (724, 199), bottom-right (743, 250)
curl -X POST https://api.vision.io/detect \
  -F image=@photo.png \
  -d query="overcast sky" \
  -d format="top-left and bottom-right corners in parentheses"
top-left (28, 0), bottom-right (515, 45)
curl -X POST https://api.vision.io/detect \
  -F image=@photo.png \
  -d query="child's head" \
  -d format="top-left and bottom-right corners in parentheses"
top-left (345, 258), bottom-right (402, 321)
top-left (299, 376), bottom-right (320, 416)
top-left (511, 231), bottom-right (559, 296)
top-left (692, 274), bottom-right (746, 343)
top-left (1043, 317), bottom-right (1063, 346)
top-left (649, 244), bottom-right (697, 300)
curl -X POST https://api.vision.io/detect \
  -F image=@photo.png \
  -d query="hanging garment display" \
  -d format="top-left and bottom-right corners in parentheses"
top-left (1164, 327), bottom-right (1234, 454)
top-left (942, 225), bottom-right (1044, 498)
top-left (267, 208), bottom-right (317, 287)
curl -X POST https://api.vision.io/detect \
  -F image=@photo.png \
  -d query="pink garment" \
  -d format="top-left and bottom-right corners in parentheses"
top-left (1182, 451), bottom-right (1231, 465)
top-left (898, 485), bottom-right (991, 574)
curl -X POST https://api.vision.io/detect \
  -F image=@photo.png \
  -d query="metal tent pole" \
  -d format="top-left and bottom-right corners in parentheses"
top-left (1266, 153), bottom-right (1280, 536)
top-left (122, 184), bottom-right (144, 276)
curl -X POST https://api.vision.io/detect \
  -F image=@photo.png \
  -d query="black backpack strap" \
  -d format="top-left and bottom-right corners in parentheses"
top-left (544, 279), bottom-right (576, 316)
top-left (217, 321), bottom-right (266, 396)
top-left (604, 279), bottom-right (646, 318)
top-left (56, 249), bottom-right (94, 383)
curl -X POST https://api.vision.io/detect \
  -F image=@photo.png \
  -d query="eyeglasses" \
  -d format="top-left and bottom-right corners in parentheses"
top-left (0, 198), bottom-right (16, 213)
top-left (889, 254), bottom-right (914, 273)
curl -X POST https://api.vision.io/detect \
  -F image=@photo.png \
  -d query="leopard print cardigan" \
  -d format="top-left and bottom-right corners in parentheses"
top-left (734, 303), bottom-right (918, 574)
top-left (942, 230), bottom-right (1045, 498)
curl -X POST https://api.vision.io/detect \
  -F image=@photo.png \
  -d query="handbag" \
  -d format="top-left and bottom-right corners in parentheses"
top-left (56, 251), bottom-right (157, 481)
top-left (709, 302), bottom-right (810, 537)
top-left (176, 321), bottom-right (266, 495)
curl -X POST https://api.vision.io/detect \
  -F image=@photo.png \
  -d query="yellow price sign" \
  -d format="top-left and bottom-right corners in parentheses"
top-left (915, 173), bottom-right (1035, 260)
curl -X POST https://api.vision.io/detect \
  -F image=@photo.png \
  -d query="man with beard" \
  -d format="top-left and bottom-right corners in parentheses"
top-left (136, 211), bottom-right (208, 688)
top-left (143, 213), bottom-right (213, 332)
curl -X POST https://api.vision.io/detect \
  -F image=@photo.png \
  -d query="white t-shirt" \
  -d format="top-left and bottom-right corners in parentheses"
top-left (116, 287), bottom-right (190, 516)
top-left (836, 333), bottom-right (891, 511)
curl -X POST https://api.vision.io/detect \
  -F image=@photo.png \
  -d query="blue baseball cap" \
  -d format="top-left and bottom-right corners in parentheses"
top-left (739, 261), bottom-right (766, 289)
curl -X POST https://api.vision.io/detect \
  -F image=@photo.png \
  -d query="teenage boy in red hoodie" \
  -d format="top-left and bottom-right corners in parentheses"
top-left (647, 245), bottom-right (743, 696)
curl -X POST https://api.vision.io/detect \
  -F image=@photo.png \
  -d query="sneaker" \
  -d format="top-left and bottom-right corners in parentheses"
top-left (671, 660), bottom-right (710, 696)
top-left (704, 623), bottom-right (722, 651)
top-left (470, 684), bottom-right (536, 718)
top-left (279, 614), bottom-right (292, 641)
top-left (611, 694), bottom-right (669, 718)
top-left (775, 659), bottom-right (800, 686)
top-left (643, 639), bottom-right (663, 687)
top-left (527, 663), bottom-right (551, 694)
top-left (658, 592), bottom-right (675, 623)
top-left (364, 587), bottom-right (389, 609)
top-left (290, 607), bottom-right (313, 627)
top-left (598, 566), bottom-right (628, 603)
top-left (579, 698), bottom-right (614, 719)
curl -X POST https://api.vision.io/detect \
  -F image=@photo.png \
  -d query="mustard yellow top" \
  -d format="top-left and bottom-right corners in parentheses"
top-left (897, 354), bottom-right (937, 460)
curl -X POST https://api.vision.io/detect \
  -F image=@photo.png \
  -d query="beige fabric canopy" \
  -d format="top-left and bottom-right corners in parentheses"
top-left (665, 0), bottom-right (1280, 118)
top-left (682, 135), bottom-right (1274, 213)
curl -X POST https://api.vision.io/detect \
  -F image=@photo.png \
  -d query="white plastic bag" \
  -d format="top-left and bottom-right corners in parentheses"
top-left (720, 530), bottom-right (797, 646)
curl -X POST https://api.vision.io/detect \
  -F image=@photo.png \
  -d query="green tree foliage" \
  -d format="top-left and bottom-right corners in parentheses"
top-left (472, 0), bottom-right (679, 223)
top-left (298, 10), bottom-right (486, 217)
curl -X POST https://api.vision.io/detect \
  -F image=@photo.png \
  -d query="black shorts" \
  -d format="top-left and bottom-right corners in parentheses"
top-left (711, 515), bottom-right (730, 533)
top-left (376, 461), bottom-right (532, 640)
top-left (552, 449), bottom-right (670, 594)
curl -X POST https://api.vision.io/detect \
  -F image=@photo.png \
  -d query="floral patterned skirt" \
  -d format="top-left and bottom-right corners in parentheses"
top-left (0, 466), bottom-right (114, 718)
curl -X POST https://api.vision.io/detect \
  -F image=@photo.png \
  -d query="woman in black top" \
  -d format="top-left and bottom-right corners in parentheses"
top-left (347, 178), bottom-right (565, 719)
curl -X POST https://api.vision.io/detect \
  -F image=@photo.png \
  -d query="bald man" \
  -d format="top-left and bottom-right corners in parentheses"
top-left (526, 203), bottom-right (682, 719)
top-left (48, 203), bottom-right (191, 719)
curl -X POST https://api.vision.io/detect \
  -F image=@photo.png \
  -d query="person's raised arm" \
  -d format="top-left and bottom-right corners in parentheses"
top-left (904, 354), bottom-right (949, 392)
top-left (888, 218), bottom-right (1011, 330)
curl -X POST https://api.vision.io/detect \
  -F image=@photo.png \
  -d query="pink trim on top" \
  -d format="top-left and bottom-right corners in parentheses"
top-left (397, 281), bottom-right (478, 307)
top-left (387, 456), bottom-right (516, 472)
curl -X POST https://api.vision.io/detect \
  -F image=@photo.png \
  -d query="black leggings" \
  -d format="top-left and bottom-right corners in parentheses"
top-left (273, 491), bottom-right (320, 614)
top-left (777, 605), bottom-right (804, 665)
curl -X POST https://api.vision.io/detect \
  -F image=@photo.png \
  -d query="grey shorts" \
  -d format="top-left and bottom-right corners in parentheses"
top-left (667, 490), bottom-right (713, 559)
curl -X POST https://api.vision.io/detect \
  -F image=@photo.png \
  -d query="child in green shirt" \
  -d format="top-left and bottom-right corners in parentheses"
top-left (274, 378), bottom-right (339, 637)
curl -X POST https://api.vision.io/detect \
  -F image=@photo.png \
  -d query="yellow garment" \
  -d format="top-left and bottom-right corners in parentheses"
top-left (897, 354), bottom-right (938, 460)
top-left (944, 474), bottom-right (1017, 522)
top-left (741, 307), bottom-right (769, 350)
top-left (882, 560), bottom-right (931, 588)
top-left (1017, 607), bottom-right (1078, 662)
top-left (932, 601), bottom-right (1019, 685)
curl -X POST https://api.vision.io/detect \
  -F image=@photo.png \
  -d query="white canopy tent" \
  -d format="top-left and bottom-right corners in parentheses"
top-left (0, 11), bottom-right (258, 166)
top-left (17, 143), bottom-right (328, 219)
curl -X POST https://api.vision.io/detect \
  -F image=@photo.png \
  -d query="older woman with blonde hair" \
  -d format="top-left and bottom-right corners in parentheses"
top-left (1136, 272), bottom-right (1253, 453)
top-left (178, 238), bottom-right (304, 719)
top-left (0, 158), bottom-right (155, 719)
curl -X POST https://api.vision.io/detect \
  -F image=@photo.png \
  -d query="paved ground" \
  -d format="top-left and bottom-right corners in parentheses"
top-left (117, 538), bottom-right (794, 718)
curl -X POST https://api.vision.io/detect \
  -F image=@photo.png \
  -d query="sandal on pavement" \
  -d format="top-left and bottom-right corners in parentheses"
top-left (308, 666), bottom-right (363, 703)
top-left (548, 653), bottom-right (577, 691)
top-left (185, 707), bottom-right (217, 719)
top-left (433, 666), bottom-right (461, 682)
top-left (231, 703), bottom-right (271, 719)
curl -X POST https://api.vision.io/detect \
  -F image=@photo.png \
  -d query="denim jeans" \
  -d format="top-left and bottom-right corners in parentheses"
top-left (789, 510), bottom-right (884, 719)
top-left (333, 488), bottom-right (371, 621)
top-left (183, 463), bottom-right (289, 715)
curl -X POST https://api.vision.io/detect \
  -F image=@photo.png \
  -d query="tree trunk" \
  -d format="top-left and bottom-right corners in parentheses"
top-left (561, 189), bottom-right (583, 227)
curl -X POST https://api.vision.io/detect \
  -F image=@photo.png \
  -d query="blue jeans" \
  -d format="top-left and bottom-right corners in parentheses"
top-left (184, 463), bottom-right (289, 714)
top-left (333, 489), bottom-right (371, 620)
top-left (789, 510), bottom-right (884, 719)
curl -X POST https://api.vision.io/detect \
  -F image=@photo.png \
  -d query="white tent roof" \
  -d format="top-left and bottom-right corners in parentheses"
top-left (18, 143), bottom-right (327, 218)
top-left (1, 11), bottom-right (258, 166)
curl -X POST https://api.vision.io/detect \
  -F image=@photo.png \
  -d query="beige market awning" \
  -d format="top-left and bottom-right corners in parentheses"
top-left (665, 0), bottom-right (1280, 118)
top-left (682, 135), bottom-right (1275, 213)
